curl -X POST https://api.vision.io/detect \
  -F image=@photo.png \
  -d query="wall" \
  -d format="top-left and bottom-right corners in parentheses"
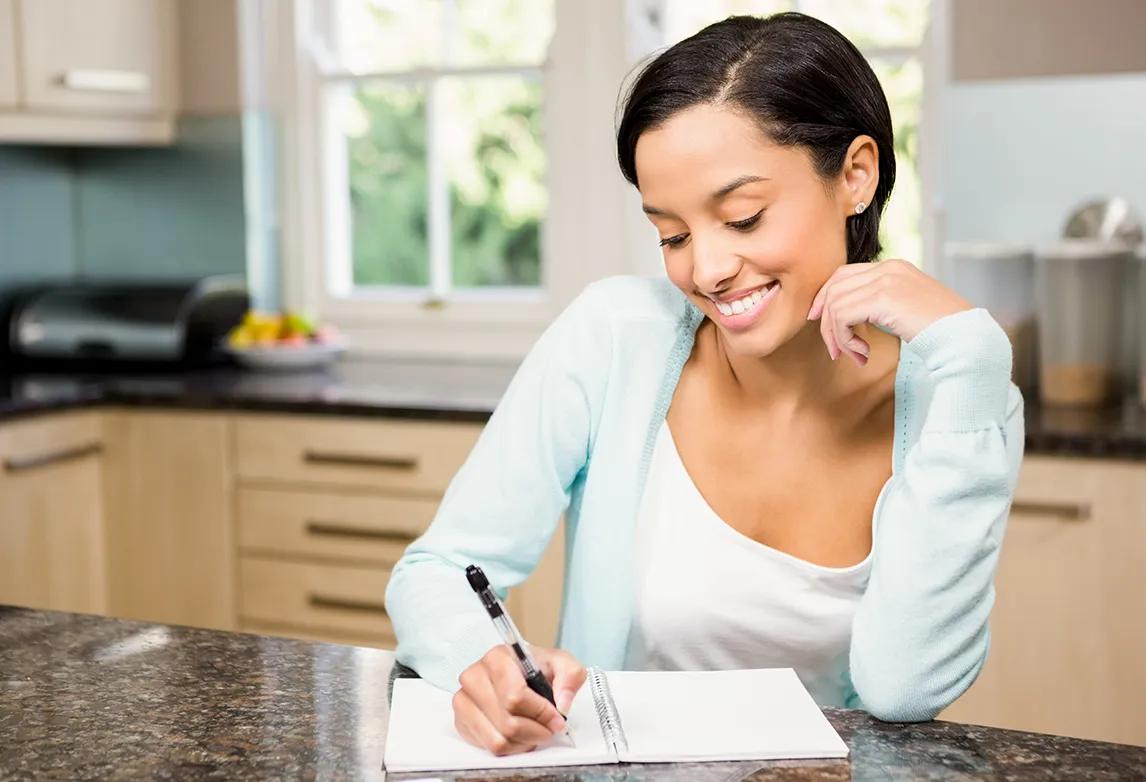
top-left (942, 72), bottom-right (1146, 245)
top-left (0, 0), bottom-right (247, 296)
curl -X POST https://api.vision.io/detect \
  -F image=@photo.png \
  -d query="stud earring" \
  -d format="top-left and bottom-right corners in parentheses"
top-left (854, 202), bottom-right (866, 215)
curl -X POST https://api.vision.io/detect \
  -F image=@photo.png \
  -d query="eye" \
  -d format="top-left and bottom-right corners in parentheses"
top-left (658, 233), bottom-right (689, 249)
top-left (726, 209), bottom-right (765, 231)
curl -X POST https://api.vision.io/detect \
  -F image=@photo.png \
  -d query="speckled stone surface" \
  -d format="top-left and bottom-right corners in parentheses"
top-left (2, 607), bottom-right (1144, 780)
top-left (2, 358), bottom-right (1146, 458)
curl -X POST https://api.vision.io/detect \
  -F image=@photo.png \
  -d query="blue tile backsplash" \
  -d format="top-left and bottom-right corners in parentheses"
top-left (0, 116), bottom-right (247, 293)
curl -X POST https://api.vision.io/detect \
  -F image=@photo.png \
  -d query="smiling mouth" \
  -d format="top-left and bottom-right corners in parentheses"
top-left (707, 280), bottom-right (780, 317)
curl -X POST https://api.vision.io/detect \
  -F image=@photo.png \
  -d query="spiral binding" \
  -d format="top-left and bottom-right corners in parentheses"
top-left (587, 666), bottom-right (628, 754)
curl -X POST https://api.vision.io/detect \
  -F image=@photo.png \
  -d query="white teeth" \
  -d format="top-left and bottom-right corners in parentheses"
top-left (713, 285), bottom-right (773, 317)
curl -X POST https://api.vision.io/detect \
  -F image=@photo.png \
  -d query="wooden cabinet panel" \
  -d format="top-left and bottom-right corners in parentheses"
top-left (234, 414), bottom-right (483, 494)
top-left (18, 0), bottom-right (176, 115)
top-left (102, 410), bottom-right (235, 630)
top-left (0, 412), bottom-right (106, 614)
top-left (0, 0), bottom-right (17, 107)
top-left (239, 556), bottom-right (394, 643)
top-left (237, 487), bottom-right (437, 566)
top-left (942, 456), bottom-right (1146, 746)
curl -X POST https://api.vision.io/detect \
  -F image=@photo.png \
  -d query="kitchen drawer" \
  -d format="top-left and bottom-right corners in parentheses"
top-left (239, 557), bottom-right (393, 640)
top-left (234, 414), bottom-right (483, 494)
top-left (0, 411), bottom-right (104, 469)
top-left (237, 487), bottom-right (438, 565)
top-left (240, 620), bottom-right (394, 650)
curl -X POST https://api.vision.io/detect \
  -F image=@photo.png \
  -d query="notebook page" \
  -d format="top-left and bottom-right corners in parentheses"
top-left (384, 678), bottom-right (616, 772)
top-left (607, 668), bottom-right (849, 763)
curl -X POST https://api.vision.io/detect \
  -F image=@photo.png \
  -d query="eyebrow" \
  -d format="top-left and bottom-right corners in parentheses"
top-left (641, 175), bottom-right (769, 217)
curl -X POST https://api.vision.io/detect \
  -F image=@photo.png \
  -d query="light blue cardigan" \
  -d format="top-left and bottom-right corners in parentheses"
top-left (386, 275), bottom-right (1024, 721)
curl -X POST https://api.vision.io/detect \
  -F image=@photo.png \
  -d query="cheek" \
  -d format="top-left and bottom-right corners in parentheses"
top-left (663, 252), bottom-right (695, 294)
top-left (758, 202), bottom-right (846, 283)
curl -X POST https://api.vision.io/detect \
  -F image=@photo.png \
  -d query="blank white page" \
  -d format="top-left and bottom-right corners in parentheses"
top-left (384, 678), bottom-right (615, 772)
top-left (607, 668), bottom-right (849, 763)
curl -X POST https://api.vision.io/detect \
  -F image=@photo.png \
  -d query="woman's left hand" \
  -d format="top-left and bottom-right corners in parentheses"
top-left (807, 259), bottom-right (972, 366)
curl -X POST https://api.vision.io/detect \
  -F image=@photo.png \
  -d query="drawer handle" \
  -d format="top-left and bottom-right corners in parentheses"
top-left (302, 450), bottom-right (419, 471)
top-left (4, 443), bottom-right (103, 474)
top-left (305, 520), bottom-right (413, 544)
top-left (61, 69), bottom-right (150, 94)
top-left (307, 593), bottom-right (388, 615)
top-left (1011, 500), bottom-right (1091, 521)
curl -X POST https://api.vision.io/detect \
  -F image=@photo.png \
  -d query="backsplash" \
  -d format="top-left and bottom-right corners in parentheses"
top-left (943, 72), bottom-right (1146, 247)
top-left (0, 116), bottom-right (247, 293)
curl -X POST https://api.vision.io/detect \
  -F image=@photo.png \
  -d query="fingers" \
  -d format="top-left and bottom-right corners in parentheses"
top-left (807, 262), bottom-right (875, 321)
top-left (811, 264), bottom-right (881, 365)
top-left (825, 280), bottom-right (885, 366)
top-left (538, 648), bottom-right (588, 714)
top-left (453, 689), bottom-right (537, 756)
top-left (452, 645), bottom-right (568, 756)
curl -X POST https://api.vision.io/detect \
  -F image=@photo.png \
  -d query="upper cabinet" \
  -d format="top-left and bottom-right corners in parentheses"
top-left (0, 0), bottom-right (178, 145)
top-left (0, 0), bottom-right (17, 108)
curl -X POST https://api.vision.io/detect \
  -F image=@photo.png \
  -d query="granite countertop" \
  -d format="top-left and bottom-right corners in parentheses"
top-left (2, 607), bottom-right (1144, 780)
top-left (1, 359), bottom-right (1146, 458)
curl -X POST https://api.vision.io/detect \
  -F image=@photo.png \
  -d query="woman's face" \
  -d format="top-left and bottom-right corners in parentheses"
top-left (635, 103), bottom-right (858, 358)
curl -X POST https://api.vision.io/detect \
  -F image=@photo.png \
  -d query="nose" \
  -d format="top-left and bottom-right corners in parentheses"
top-left (690, 230), bottom-right (742, 295)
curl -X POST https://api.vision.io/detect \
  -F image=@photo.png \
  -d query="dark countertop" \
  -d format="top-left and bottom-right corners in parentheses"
top-left (2, 606), bottom-right (1143, 780)
top-left (1, 359), bottom-right (1146, 458)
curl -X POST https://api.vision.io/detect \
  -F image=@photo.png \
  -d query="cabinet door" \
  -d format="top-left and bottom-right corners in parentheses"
top-left (941, 456), bottom-right (1146, 745)
top-left (102, 411), bottom-right (235, 630)
top-left (0, 0), bottom-right (17, 107)
top-left (0, 413), bottom-right (106, 614)
top-left (18, 0), bottom-right (175, 115)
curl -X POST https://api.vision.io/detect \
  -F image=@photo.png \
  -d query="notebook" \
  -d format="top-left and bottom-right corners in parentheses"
top-left (383, 667), bottom-right (849, 772)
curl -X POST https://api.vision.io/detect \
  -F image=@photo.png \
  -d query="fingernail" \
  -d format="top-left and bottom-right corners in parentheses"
top-left (556, 689), bottom-right (576, 714)
top-left (547, 714), bottom-right (566, 734)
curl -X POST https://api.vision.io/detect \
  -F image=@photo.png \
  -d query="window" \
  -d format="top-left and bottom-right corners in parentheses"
top-left (314, 1), bottom-right (554, 302)
top-left (651, 0), bottom-right (929, 264)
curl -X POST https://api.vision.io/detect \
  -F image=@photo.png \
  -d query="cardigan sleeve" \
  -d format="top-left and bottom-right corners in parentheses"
top-left (384, 282), bottom-right (614, 692)
top-left (848, 307), bottom-right (1024, 721)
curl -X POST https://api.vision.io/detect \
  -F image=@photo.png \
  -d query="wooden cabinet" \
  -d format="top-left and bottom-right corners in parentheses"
top-left (233, 414), bottom-right (486, 648)
top-left (0, 0), bottom-right (17, 108)
top-left (101, 410), bottom-right (235, 631)
top-left (0, 412), bottom-right (107, 614)
top-left (0, 0), bottom-right (177, 144)
top-left (942, 455), bottom-right (1146, 746)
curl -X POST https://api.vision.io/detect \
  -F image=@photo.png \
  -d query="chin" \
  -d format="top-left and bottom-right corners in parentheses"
top-left (718, 323), bottom-right (790, 358)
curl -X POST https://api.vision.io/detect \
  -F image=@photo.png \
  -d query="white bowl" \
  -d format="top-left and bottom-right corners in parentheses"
top-left (226, 341), bottom-right (346, 372)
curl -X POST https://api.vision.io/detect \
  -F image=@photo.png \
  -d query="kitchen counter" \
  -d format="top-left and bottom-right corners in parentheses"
top-left (2, 606), bottom-right (1143, 780)
top-left (1, 359), bottom-right (1146, 458)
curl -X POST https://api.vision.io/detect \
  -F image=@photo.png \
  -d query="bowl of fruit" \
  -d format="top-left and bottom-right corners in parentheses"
top-left (225, 311), bottom-right (345, 371)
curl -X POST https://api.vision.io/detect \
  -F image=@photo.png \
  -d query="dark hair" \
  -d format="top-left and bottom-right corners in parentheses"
top-left (616, 13), bottom-right (895, 265)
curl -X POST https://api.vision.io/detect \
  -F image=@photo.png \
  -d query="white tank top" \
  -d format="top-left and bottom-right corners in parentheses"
top-left (624, 421), bottom-right (875, 707)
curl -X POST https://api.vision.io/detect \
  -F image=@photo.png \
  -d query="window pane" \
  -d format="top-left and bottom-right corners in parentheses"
top-left (443, 76), bottom-right (545, 288)
top-left (662, 1), bottom-right (793, 45)
top-left (658, 1), bottom-right (927, 50)
top-left (799, 0), bottom-right (930, 49)
top-left (329, 0), bottom-right (553, 73)
top-left (342, 82), bottom-right (430, 287)
top-left (870, 57), bottom-right (923, 264)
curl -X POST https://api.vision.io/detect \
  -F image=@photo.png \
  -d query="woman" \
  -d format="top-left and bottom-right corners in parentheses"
top-left (386, 12), bottom-right (1022, 755)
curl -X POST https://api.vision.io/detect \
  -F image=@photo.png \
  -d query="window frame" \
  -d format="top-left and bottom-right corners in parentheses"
top-left (274, 0), bottom-right (937, 360)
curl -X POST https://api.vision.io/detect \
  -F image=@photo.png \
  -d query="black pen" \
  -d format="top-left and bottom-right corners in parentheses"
top-left (466, 564), bottom-right (574, 745)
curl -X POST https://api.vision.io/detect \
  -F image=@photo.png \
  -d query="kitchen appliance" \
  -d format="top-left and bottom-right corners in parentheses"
top-left (5, 276), bottom-right (248, 367)
top-left (1034, 240), bottom-right (1131, 407)
top-left (947, 241), bottom-right (1037, 393)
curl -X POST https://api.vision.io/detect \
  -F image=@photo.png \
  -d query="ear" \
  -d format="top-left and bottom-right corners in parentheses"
top-left (839, 135), bottom-right (879, 215)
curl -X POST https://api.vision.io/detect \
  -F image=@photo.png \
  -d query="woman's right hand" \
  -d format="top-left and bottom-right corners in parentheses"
top-left (452, 644), bottom-right (587, 756)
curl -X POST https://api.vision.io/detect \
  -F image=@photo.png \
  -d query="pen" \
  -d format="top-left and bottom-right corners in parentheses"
top-left (465, 564), bottom-right (574, 746)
